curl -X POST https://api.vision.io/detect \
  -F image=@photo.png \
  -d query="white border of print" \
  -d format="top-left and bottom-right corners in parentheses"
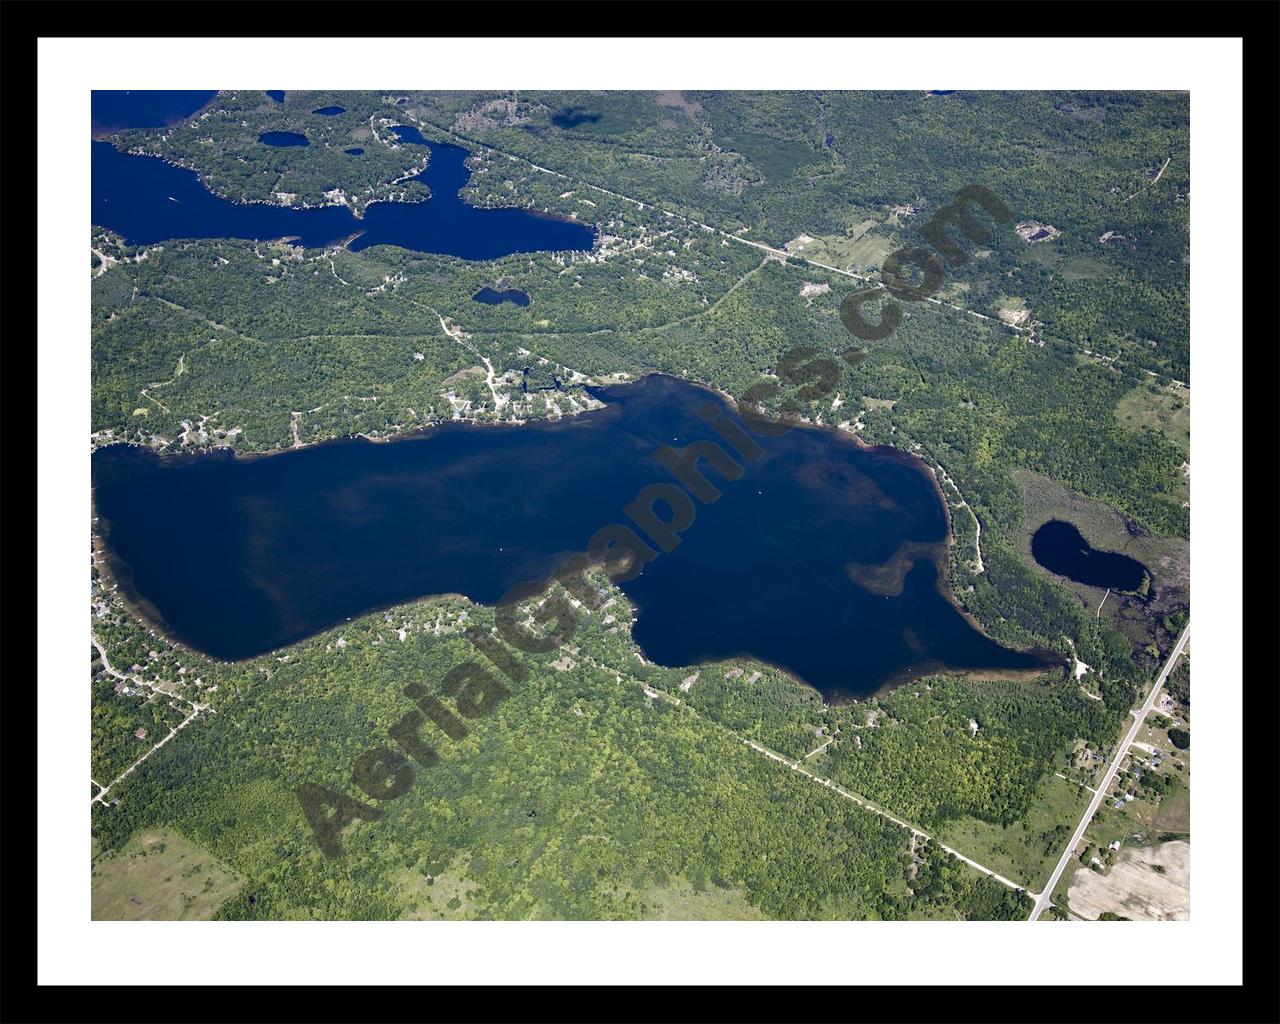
top-left (39, 36), bottom-right (1241, 986)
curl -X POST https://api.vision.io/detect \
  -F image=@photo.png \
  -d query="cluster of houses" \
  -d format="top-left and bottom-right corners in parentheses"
top-left (1088, 840), bottom-right (1124, 869)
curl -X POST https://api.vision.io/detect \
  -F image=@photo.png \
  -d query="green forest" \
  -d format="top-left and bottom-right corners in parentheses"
top-left (91, 593), bottom-right (1030, 920)
top-left (89, 89), bottom-right (1191, 921)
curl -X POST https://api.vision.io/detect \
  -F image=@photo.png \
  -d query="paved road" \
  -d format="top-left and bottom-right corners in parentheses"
top-left (1028, 621), bottom-right (1191, 920)
top-left (408, 114), bottom-right (1036, 341)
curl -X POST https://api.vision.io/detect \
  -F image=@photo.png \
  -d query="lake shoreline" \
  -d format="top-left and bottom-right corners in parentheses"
top-left (91, 372), bottom-right (1062, 696)
top-left (91, 91), bottom-right (222, 141)
top-left (93, 135), bottom-right (597, 256)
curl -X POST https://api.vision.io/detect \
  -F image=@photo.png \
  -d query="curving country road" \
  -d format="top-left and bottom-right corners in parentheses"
top-left (1028, 621), bottom-right (1191, 921)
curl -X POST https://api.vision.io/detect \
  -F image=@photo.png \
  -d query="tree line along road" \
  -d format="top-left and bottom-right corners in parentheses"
top-left (1028, 621), bottom-right (1191, 921)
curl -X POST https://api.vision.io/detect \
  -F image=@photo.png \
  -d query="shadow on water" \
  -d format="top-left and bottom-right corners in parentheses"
top-left (92, 375), bottom-right (1059, 700)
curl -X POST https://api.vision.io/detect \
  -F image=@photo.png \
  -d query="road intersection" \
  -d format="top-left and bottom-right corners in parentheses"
top-left (1028, 622), bottom-right (1191, 921)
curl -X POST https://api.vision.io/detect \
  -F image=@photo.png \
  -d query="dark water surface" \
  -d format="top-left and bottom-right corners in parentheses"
top-left (552, 107), bottom-right (602, 128)
top-left (1030, 520), bottom-right (1149, 591)
top-left (91, 128), bottom-right (596, 258)
top-left (92, 90), bottom-right (218, 133)
top-left (313, 106), bottom-right (346, 116)
top-left (259, 131), bottom-right (310, 147)
top-left (473, 287), bottom-right (531, 306)
top-left (92, 376), bottom-right (1056, 699)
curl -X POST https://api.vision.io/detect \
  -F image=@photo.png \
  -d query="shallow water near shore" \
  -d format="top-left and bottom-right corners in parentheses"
top-left (92, 375), bottom-right (1057, 699)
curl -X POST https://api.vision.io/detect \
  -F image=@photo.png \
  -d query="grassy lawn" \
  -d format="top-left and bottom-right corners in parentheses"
top-left (1151, 786), bottom-right (1191, 833)
top-left (1086, 799), bottom-right (1153, 850)
top-left (92, 828), bottom-right (242, 920)
top-left (1082, 776), bottom-right (1187, 850)
top-left (1092, 711), bottom-right (1191, 841)
top-left (937, 773), bottom-right (1092, 892)
top-left (798, 219), bottom-right (898, 274)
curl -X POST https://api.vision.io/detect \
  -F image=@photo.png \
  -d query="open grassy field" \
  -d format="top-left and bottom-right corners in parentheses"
top-left (1152, 786), bottom-right (1191, 833)
top-left (1115, 379), bottom-right (1190, 459)
top-left (994, 294), bottom-right (1029, 325)
top-left (936, 772), bottom-right (1092, 892)
top-left (92, 828), bottom-right (242, 920)
top-left (792, 216), bottom-right (898, 274)
top-left (713, 129), bottom-right (819, 183)
top-left (635, 877), bottom-right (766, 920)
top-left (1087, 793), bottom-right (1160, 849)
top-left (399, 861), bottom-right (485, 920)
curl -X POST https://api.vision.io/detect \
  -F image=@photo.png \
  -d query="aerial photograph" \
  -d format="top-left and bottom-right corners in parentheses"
top-left (88, 87), bottom-right (1193, 925)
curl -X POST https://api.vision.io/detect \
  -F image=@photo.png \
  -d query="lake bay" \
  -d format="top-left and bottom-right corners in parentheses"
top-left (92, 375), bottom-right (1058, 699)
top-left (91, 133), bottom-right (596, 259)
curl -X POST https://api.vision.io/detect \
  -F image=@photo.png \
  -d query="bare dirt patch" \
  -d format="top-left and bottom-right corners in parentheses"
top-left (655, 91), bottom-right (702, 116)
top-left (1067, 840), bottom-right (1189, 920)
top-left (1016, 221), bottom-right (1061, 243)
top-left (800, 281), bottom-right (831, 305)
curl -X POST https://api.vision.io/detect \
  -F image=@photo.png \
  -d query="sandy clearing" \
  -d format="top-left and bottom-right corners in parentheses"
top-left (1067, 840), bottom-right (1189, 921)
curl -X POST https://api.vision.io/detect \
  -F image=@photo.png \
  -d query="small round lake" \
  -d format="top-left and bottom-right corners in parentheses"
top-left (259, 131), bottom-right (310, 147)
top-left (1030, 519), bottom-right (1149, 591)
top-left (473, 287), bottom-right (531, 307)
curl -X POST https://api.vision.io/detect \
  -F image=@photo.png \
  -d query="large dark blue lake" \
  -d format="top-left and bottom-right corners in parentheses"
top-left (92, 90), bottom-right (218, 134)
top-left (91, 132), bottom-right (596, 259)
top-left (92, 375), bottom-right (1057, 699)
